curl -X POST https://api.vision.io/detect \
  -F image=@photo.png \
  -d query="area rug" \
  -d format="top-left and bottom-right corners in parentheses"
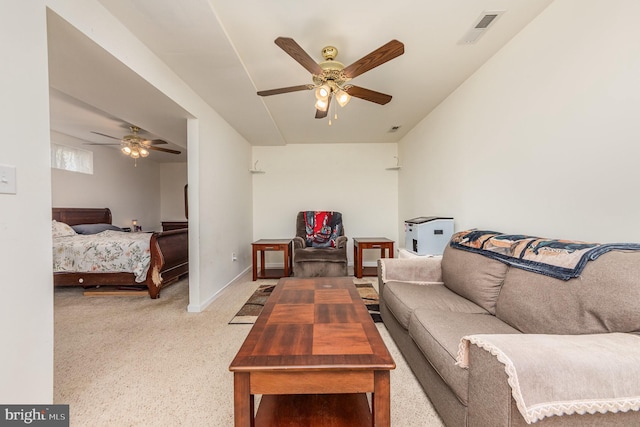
top-left (229, 280), bottom-right (381, 324)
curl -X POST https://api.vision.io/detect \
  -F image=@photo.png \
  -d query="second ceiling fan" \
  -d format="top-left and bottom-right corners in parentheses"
top-left (257, 37), bottom-right (405, 119)
top-left (85, 125), bottom-right (181, 166)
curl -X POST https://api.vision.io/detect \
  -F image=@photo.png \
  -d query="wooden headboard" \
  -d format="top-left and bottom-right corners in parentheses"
top-left (52, 208), bottom-right (112, 226)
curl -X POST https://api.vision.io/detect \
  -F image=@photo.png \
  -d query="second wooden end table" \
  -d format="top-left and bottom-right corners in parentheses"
top-left (353, 237), bottom-right (395, 279)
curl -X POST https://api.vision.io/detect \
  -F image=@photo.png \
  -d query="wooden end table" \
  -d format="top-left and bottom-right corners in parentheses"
top-left (251, 239), bottom-right (292, 281)
top-left (229, 277), bottom-right (395, 426)
top-left (353, 237), bottom-right (395, 279)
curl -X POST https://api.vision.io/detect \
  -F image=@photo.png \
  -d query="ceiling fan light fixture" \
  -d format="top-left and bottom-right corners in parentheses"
top-left (315, 98), bottom-right (329, 111)
top-left (130, 149), bottom-right (140, 159)
top-left (315, 84), bottom-right (331, 100)
top-left (121, 145), bottom-right (132, 155)
top-left (335, 89), bottom-right (351, 107)
top-left (139, 147), bottom-right (150, 157)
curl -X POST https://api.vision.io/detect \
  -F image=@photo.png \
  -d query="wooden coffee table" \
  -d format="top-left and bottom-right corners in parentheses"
top-left (229, 276), bottom-right (395, 426)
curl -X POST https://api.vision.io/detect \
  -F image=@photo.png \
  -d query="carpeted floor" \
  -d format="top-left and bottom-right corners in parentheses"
top-left (54, 274), bottom-right (444, 426)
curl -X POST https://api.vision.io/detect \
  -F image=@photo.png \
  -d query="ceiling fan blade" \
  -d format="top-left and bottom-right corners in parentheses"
top-left (346, 86), bottom-right (393, 105)
top-left (274, 37), bottom-right (323, 75)
top-left (90, 131), bottom-right (120, 140)
top-left (315, 95), bottom-right (331, 119)
top-left (315, 108), bottom-right (328, 119)
top-left (342, 40), bottom-right (405, 79)
top-left (149, 139), bottom-right (168, 145)
top-left (83, 142), bottom-right (120, 146)
top-left (258, 84), bottom-right (313, 97)
top-left (148, 146), bottom-right (181, 154)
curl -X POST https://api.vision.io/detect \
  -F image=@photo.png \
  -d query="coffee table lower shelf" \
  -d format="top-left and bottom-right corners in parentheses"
top-left (255, 393), bottom-right (372, 427)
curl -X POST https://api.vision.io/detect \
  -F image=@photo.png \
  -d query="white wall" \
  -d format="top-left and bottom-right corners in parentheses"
top-left (0, 0), bottom-right (53, 403)
top-left (47, 0), bottom-right (253, 314)
top-left (51, 131), bottom-right (163, 230)
top-left (399, 0), bottom-right (640, 244)
top-left (160, 162), bottom-right (188, 221)
top-left (193, 118), bottom-right (252, 307)
top-left (253, 143), bottom-right (398, 265)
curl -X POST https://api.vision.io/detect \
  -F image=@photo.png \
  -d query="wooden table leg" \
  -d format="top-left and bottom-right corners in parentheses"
top-left (355, 243), bottom-right (363, 278)
top-left (283, 243), bottom-right (290, 277)
top-left (373, 370), bottom-right (391, 426)
top-left (260, 250), bottom-right (266, 278)
top-left (252, 247), bottom-right (258, 281)
top-left (234, 372), bottom-right (254, 427)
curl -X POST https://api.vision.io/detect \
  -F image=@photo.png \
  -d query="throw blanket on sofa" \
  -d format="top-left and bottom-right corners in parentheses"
top-left (304, 211), bottom-right (342, 248)
top-left (450, 229), bottom-right (640, 280)
top-left (456, 333), bottom-right (640, 424)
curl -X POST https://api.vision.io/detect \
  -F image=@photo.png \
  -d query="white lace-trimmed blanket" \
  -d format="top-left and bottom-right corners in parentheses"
top-left (450, 229), bottom-right (640, 280)
top-left (456, 333), bottom-right (640, 424)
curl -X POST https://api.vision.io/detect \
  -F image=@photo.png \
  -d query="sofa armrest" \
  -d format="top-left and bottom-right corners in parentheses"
top-left (464, 333), bottom-right (640, 426)
top-left (293, 236), bottom-right (305, 250)
top-left (336, 235), bottom-right (347, 250)
top-left (377, 256), bottom-right (443, 284)
top-left (377, 257), bottom-right (443, 300)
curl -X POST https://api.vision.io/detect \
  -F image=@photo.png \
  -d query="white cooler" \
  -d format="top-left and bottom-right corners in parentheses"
top-left (404, 217), bottom-right (454, 255)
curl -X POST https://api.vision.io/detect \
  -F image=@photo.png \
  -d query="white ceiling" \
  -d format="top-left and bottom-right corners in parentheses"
top-left (47, 0), bottom-right (554, 160)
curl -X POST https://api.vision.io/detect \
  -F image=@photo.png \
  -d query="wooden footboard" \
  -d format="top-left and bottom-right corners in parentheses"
top-left (146, 229), bottom-right (189, 298)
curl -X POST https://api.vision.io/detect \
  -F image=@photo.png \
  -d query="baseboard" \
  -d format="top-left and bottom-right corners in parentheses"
top-left (187, 266), bottom-right (251, 312)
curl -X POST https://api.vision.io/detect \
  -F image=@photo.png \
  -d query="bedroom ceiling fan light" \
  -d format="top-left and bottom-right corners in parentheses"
top-left (121, 145), bottom-right (132, 155)
top-left (139, 147), bottom-right (150, 157)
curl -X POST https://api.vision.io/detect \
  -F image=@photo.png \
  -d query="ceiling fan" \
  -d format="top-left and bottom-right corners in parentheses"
top-left (257, 37), bottom-right (405, 120)
top-left (86, 125), bottom-right (181, 164)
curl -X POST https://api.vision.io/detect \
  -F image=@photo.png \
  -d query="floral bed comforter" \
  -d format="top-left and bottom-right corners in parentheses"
top-left (53, 230), bottom-right (152, 282)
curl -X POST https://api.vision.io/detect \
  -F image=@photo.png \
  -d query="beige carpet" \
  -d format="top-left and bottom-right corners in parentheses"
top-left (54, 275), bottom-right (444, 426)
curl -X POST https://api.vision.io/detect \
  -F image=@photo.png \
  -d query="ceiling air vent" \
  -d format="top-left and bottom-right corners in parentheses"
top-left (458, 10), bottom-right (505, 44)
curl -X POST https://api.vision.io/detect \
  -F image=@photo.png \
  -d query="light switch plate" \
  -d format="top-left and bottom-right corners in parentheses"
top-left (0, 164), bottom-right (17, 194)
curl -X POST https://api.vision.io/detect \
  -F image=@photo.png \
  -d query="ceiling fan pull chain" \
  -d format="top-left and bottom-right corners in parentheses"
top-left (330, 95), bottom-right (337, 126)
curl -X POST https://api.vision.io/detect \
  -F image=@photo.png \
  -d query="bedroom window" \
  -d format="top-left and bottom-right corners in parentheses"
top-left (51, 143), bottom-right (93, 174)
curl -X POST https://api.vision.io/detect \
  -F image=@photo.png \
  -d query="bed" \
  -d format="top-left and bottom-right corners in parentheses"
top-left (52, 207), bottom-right (188, 298)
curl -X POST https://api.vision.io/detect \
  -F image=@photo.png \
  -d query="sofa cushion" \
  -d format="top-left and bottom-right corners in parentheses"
top-left (384, 282), bottom-right (487, 330)
top-left (409, 309), bottom-right (521, 405)
top-left (441, 245), bottom-right (509, 314)
top-left (496, 251), bottom-right (640, 334)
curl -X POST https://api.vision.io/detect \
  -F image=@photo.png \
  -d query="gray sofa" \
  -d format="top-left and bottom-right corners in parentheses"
top-left (378, 236), bottom-right (640, 426)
